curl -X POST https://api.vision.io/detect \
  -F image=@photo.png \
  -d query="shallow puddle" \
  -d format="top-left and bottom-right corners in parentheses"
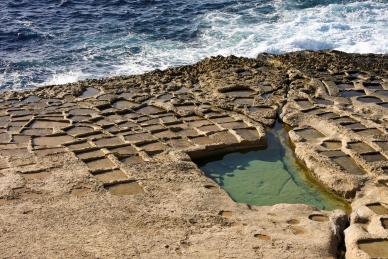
top-left (80, 87), bottom-right (100, 98)
top-left (235, 129), bottom-right (260, 141)
top-left (198, 124), bottom-right (220, 133)
top-left (105, 181), bottom-right (144, 196)
top-left (348, 142), bottom-right (375, 153)
top-left (120, 156), bottom-right (144, 165)
top-left (108, 145), bottom-right (137, 156)
top-left (30, 120), bottom-right (70, 129)
top-left (343, 122), bottom-right (366, 130)
top-left (375, 141), bottom-right (388, 151)
top-left (159, 116), bottom-right (179, 124)
top-left (0, 132), bottom-right (11, 142)
top-left (320, 150), bottom-right (346, 157)
top-left (33, 135), bottom-right (74, 146)
top-left (258, 84), bottom-right (272, 92)
top-left (137, 105), bottom-right (164, 114)
top-left (34, 147), bottom-right (66, 156)
top-left (124, 132), bottom-right (155, 142)
top-left (69, 108), bottom-right (98, 116)
top-left (355, 128), bottom-right (382, 136)
top-left (295, 128), bottom-right (325, 140)
top-left (84, 157), bottom-right (115, 170)
top-left (66, 126), bottom-right (94, 135)
top-left (361, 153), bottom-right (387, 162)
top-left (196, 121), bottom-right (349, 211)
top-left (340, 91), bottom-right (365, 98)
top-left (93, 137), bottom-right (124, 147)
top-left (93, 169), bottom-right (127, 183)
top-left (76, 149), bottom-right (105, 160)
top-left (332, 156), bottom-right (366, 175)
top-left (66, 141), bottom-right (91, 150)
top-left (69, 115), bottom-right (91, 122)
top-left (337, 83), bottom-right (354, 89)
top-left (185, 120), bottom-right (211, 128)
top-left (167, 138), bottom-right (193, 150)
top-left (322, 141), bottom-right (342, 149)
top-left (220, 121), bottom-right (247, 129)
top-left (158, 94), bottom-right (173, 100)
top-left (367, 204), bottom-right (388, 215)
top-left (139, 118), bottom-right (160, 126)
top-left (313, 98), bottom-right (333, 105)
top-left (154, 130), bottom-right (178, 139)
top-left (175, 105), bottom-right (196, 112)
top-left (318, 112), bottom-right (339, 119)
top-left (21, 171), bottom-right (51, 180)
top-left (0, 148), bottom-right (29, 156)
top-left (142, 124), bottom-right (164, 131)
top-left (358, 239), bottom-right (388, 258)
top-left (137, 141), bottom-right (167, 154)
top-left (190, 136), bottom-right (215, 145)
top-left (211, 116), bottom-right (235, 124)
top-left (176, 129), bottom-right (198, 137)
top-left (100, 125), bottom-right (119, 133)
top-left (12, 134), bottom-right (30, 144)
top-left (296, 100), bottom-right (314, 109)
top-left (113, 100), bottom-right (139, 109)
top-left (97, 94), bottom-right (117, 101)
top-left (357, 97), bottom-right (382, 103)
top-left (375, 90), bottom-right (388, 96)
top-left (23, 95), bottom-right (41, 103)
top-left (118, 121), bottom-right (139, 129)
top-left (363, 83), bottom-right (382, 90)
top-left (223, 89), bottom-right (254, 97)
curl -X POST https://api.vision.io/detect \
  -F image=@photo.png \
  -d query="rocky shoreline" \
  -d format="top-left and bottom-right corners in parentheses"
top-left (0, 50), bottom-right (387, 258)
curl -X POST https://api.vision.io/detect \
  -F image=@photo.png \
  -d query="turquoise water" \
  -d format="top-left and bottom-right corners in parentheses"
top-left (197, 121), bottom-right (350, 212)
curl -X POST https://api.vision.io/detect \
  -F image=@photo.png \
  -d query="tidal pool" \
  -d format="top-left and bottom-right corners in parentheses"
top-left (197, 121), bottom-right (350, 212)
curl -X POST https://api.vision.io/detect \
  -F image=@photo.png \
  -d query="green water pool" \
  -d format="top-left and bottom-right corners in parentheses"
top-left (197, 121), bottom-right (350, 212)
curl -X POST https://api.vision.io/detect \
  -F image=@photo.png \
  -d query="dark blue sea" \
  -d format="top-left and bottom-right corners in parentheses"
top-left (1, 0), bottom-right (387, 90)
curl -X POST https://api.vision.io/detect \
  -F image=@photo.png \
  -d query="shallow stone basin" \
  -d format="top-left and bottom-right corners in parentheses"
top-left (197, 122), bottom-right (349, 211)
top-left (223, 89), bottom-right (254, 97)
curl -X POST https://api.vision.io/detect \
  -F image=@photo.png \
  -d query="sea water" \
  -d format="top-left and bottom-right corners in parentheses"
top-left (1, 0), bottom-right (388, 90)
top-left (197, 121), bottom-right (350, 212)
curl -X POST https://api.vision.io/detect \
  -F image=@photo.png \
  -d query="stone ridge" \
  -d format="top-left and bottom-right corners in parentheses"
top-left (0, 50), bottom-right (387, 258)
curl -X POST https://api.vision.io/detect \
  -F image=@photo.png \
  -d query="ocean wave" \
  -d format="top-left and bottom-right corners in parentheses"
top-left (0, 0), bottom-right (387, 90)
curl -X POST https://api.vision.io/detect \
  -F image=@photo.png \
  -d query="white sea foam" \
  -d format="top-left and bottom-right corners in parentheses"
top-left (17, 0), bottom-right (385, 89)
top-left (111, 1), bottom-right (388, 78)
top-left (43, 70), bottom-right (86, 86)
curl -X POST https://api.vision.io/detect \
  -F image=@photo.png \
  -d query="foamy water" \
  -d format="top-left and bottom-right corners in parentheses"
top-left (0, 0), bottom-right (387, 90)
